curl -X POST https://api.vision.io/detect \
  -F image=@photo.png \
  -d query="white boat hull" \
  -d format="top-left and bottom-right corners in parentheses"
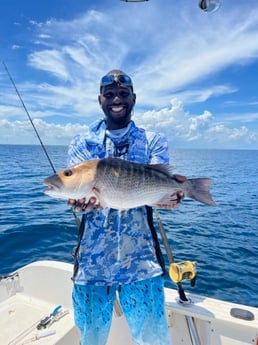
top-left (0, 260), bottom-right (257, 345)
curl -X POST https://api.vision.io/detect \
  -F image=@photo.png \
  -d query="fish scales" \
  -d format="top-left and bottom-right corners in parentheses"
top-left (94, 159), bottom-right (183, 209)
top-left (96, 158), bottom-right (166, 190)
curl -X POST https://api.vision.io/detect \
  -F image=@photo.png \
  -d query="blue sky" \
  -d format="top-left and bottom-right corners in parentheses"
top-left (1, 0), bottom-right (258, 149)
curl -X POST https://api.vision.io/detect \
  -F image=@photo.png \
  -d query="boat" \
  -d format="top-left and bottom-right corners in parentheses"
top-left (1, 260), bottom-right (257, 345)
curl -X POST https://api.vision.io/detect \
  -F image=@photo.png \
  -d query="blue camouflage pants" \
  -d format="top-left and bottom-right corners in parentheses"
top-left (73, 276), bottom-right (172, 345)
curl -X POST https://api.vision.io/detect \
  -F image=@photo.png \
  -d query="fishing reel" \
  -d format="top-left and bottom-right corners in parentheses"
top-left (169, 260), bottom-right (197, 287)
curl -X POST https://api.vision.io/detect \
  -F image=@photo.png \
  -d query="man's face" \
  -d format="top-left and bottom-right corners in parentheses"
top-left (98, 83), bottom-right (136, 130)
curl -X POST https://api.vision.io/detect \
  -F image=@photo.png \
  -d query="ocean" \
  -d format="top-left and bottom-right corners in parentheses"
top-left (0, 145), bottom-right (257, 308)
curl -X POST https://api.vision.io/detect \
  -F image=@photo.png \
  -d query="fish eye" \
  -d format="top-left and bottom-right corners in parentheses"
top-left (64, 169), bottom-right (73, 177)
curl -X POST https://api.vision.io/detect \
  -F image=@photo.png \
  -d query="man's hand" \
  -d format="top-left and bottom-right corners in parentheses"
top-left (173, 174), bottom-right (186, 207)
top-left (173, 174), bottom-right (186, 183)
top-left (155, 174), bottom-right (186, 209)
top-left (68, 197), bottom-right (101, 213)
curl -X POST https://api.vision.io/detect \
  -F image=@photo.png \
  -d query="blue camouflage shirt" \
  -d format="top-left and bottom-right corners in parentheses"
top-left (68, 119), bottom-right (169, 285)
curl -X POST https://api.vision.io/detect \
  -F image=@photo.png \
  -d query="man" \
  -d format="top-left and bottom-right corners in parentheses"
top-left (68, 69), bottom-right (184, 345)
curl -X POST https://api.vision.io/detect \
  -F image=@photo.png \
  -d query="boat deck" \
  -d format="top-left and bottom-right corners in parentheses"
top-left (0, 261), bottom-right (134, 345)
top-left (1, 261), bottom-right (258, 345)
top-left (0, 293), bottom-right (78, 345)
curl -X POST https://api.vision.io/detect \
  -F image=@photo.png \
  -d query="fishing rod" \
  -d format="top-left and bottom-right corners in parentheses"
top-left (154, 208), bottom-right (197, 299)
top-left (154, 208), bottom-right (200, 345)
top-left (3, 61), bottom-right (56, 174)
top-left (3, 61), bottom-right (81, 227)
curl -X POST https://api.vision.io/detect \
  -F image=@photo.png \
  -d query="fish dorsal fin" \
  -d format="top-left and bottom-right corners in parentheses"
top-left (145, 163), bottom-right (174, 177)
top-left (103, 157), bottom-right (174, 177)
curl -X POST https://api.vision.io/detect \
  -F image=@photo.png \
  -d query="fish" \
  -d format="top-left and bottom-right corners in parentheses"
top-left (44, 157), bottom-right (216, 209)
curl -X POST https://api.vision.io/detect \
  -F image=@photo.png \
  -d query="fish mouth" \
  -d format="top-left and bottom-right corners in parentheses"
top-left (44, 182), bottom-right (59, 195)
top-left (43, 177), bottom-right (63, 195)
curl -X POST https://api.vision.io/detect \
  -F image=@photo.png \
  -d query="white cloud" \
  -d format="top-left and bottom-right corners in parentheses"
top-left (22, 3), bottom-right (258, 109)
top-left (0, 119), bottom-right (89, 146)
top-left (136, 98), bottom-right (257, 148)
top-left (1, 97), bottom-right (257, 149)
top-left (170, 85), bottom-right (238, 104)
top-left (206, 124), bottom-right (256, 144)
top-left (2, 0), bottom-right (258, 148)
top-left (42, 5), bottom-right (258, 105)
top-left (11, 45), bottom-right (21, 50)
top-left (29, 50), bottom-right (70, 81)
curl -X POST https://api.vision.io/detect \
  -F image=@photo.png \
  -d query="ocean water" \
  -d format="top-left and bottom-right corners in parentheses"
top-left (0, 145), bottom-right (257, 308)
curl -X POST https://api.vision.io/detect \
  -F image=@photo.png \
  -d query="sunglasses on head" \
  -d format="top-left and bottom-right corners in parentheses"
top-left (100, 74), bottom-right (133, 91)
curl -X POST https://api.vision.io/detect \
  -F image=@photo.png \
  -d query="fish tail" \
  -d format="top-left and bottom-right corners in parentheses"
top-left (186, 178), bottom-right (216, 206)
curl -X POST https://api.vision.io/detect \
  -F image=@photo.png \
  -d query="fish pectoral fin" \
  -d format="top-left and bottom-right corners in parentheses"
top-left (151, 193), bottom-right (182, 209)
top-left (92, 187), bottom-right (106, 208)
